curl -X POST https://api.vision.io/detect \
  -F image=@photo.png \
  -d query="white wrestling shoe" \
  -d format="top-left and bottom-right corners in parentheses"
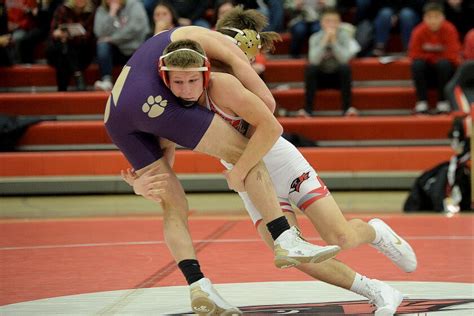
top-left (366, 279), bottom-right (404, 316)
top-left (274, 226), bottom-right (341, 269)
top-left (189, 278), bottom-right (242, 316)
top-left (369, 218), bottom-right (417, 272)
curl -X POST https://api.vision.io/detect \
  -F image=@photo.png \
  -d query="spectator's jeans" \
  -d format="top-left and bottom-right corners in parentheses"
top-left (445, 61), bottom-right (474, 112)
top-left (374, 7), bottom-right (419, 49)
top-left (46, 40), bottom-right (94, 91)
top-left (261, 0), bottom-right (284, 32)
top-left (304, 63), bottom-right (352, 113)
top-left (411, 59), bottom-right (456, 101)
top-left (192, 18), bottom-right (210, 29)
top-left (96, 42), bottom-right (129, 79)
top-left (290, 21), bottom-right (320, 58)
top-left (356, 0), bottom-right (373, 22)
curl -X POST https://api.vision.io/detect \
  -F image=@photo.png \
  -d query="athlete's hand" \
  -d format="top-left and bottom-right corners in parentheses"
top-left (223, 168), bottom-right (246, 192)
top-left (121, 165), bottom-right (170, 202)
top-left (121, 167), bottom-right (137, 187)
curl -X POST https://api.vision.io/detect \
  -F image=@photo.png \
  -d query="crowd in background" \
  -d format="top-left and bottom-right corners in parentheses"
top-left (0, 0), bottom-right (473, 115)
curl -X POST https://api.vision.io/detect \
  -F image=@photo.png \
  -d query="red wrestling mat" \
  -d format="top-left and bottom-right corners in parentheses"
top-left (1, 214), bottom-right (473, 306)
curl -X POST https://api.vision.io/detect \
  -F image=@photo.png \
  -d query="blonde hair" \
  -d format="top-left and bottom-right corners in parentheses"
top-left (216, 5), bottom-right (281, 52)
top-left (162, 40), bottom-right (207, 69)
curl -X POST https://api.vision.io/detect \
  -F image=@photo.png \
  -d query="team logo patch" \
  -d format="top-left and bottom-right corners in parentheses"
top-left (290, 172), bottom-right (310, 193)
top-left (142, 95), bottom-right (168, 118)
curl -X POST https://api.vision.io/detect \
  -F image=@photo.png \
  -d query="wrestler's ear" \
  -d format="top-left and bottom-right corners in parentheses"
top-left (203, 57), bottom-right (211, 89)
top-left (158, 56), bottom-right (170, 88)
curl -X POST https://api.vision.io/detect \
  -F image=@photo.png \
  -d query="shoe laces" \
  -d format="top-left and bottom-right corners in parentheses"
top-left (292, 226), bottom-right (311, 244)
top-left (366, 282), bottom-right (383, 307)
top-left (376, 237), bottom-right (402, 262)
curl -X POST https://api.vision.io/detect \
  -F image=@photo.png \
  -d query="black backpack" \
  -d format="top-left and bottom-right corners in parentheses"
top-left (404, 116), bottom-right (472, 212)
top-left (0, 115), bottom-right (42, 151)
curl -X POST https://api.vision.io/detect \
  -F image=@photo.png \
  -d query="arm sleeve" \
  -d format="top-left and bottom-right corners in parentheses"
top-left (331, 31), bottom-right (356, 63)
top-left (442, 24), bottom-right (461, 65)
top-left (93, 7), bottom-right (117, 38)
top-left (109, 2), bottom-right (148, 45)
top-left (308, 32), bottom-right (326, 65)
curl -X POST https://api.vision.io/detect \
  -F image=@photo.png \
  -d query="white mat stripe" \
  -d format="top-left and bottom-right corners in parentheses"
top-left (1, 235), bottom-right (473, 251)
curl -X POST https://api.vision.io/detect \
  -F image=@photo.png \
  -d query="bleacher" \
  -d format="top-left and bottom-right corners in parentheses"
top-left (0, 34), bottom-right (458, 195)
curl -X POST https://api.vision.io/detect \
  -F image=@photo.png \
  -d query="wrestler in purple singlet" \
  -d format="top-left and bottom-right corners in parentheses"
top-left (104, 28), bottom-right (214, 170)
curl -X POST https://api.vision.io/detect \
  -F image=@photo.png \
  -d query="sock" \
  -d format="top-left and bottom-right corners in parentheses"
top-left (350, 273), bottom-right (371, 297)
top-left (369, 221), bottom-right (382, 244)
top-left (178, 259), bottom-right (204, 285)
top-left (267, 216), bottom-right (291, 240)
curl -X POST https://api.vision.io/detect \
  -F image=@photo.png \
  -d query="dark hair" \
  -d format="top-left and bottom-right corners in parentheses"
top-left (154, 0), bottom-right (179, 27)
top-left (216, 5), bottom-right (281, 52)
top-left (320, 7), bottom-right (340, 18)
top-left (423, 2), bottom-right (444, 14)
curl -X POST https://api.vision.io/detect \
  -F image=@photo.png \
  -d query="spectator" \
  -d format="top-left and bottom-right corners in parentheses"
top-left (259, 0), bottom-right (284, 32)
top-left (372, 0), bottom-right (425, 56)
top-left (212, 0), bottom-right (234, 27)
top-left (234, 0), bottom-right (284, 32)
top-left (0, 0), bottom-right (13, 66)
top-left (301, 7), bottom-right (359, 117)
top-left (463, 28), bottom-right (474, 60)
top-left (150, 1), bottom-right (178, 36)
top-left (443, 0), bottom-right (474, 41)
top-left (168, 0), bottom-right (210, 29)
top-left (409, 2), bottom-right (461, 114)
top-left (444, 28), bottom-right (474, 113)
top-left (6, 0), bottom-right (42, 63)
top-left (93, 0), bottom-right (149, 91)
top-left (285, 0), bottom-right (336, 58)
top-left (46, 0), bottom-right (96, 91)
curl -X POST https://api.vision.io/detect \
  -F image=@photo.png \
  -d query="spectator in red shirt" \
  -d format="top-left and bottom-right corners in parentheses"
top-left (463, 28), bottom-right (474, 60)
top-left (444, 28), bottom-right (474, 113)
top-left (408, 2), bottom-right (461, 114)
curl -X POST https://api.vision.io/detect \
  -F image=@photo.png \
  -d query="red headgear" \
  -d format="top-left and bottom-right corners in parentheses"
top-left (158, 48), bottom-right (211, 88)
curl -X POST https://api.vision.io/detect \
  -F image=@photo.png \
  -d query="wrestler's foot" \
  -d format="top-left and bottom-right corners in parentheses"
top-left (274, 226), bottom-right (341, 269)
top-left (366, 279), bottom-right (404, 316)
top-left (369, 218), bottom-right (417, 272)
top-left (190, 278), bottom-right (242, 316)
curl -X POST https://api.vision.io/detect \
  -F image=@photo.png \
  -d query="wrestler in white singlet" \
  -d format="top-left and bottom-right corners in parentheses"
top-left (204, 91), bottom-right (330, 225)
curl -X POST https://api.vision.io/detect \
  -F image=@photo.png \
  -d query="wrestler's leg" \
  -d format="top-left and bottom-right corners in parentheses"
top-left (256, 212), bottom-right (404, 314)
top-left (195, 115), bottom-right (341, 268)
top-left (136, 158), bottom-right (195, 262)
top-left (194, 115), bottom-right (284, 223)
top-left (304, 196), bottom-right (376, 250)
top-left (256, 212), bottom-right (355, 289)
top-left (303, 195), bottom-right (417, 272)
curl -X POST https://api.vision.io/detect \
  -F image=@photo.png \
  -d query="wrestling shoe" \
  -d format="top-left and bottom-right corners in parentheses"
top-left (274, 226), bottom-right (341, 269)
top-left (366, 279), bottom-right (404, 316)
top-left (369, 218), bottom-right (417, 272)
top-left (189, 278), bottom-right (242, 316)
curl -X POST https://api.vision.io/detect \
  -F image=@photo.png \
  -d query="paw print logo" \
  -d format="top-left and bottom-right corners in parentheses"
top-left (142, 95), bottom-right (168, 118)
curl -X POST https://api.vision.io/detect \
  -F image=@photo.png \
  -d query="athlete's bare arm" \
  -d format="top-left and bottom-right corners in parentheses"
top-left (207, 72), bottom-right (282, 182)
top-left (171, 26), bottom-right (276, 112)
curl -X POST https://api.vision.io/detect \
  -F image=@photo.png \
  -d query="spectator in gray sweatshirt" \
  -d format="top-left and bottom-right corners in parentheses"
top-left (93, 0), bottom-right (149, 90)
top-left (300, 7), bottom-right (359, 117)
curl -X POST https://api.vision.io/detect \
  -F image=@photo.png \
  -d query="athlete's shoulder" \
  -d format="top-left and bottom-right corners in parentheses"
top-left (209, 72), bottom-right (241, 89)
top-left (171, 26), bottom-right (216, 41)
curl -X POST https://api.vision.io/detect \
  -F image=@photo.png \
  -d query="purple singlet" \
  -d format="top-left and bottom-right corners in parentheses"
top-left (104, 29), bottom-right (214, 169)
